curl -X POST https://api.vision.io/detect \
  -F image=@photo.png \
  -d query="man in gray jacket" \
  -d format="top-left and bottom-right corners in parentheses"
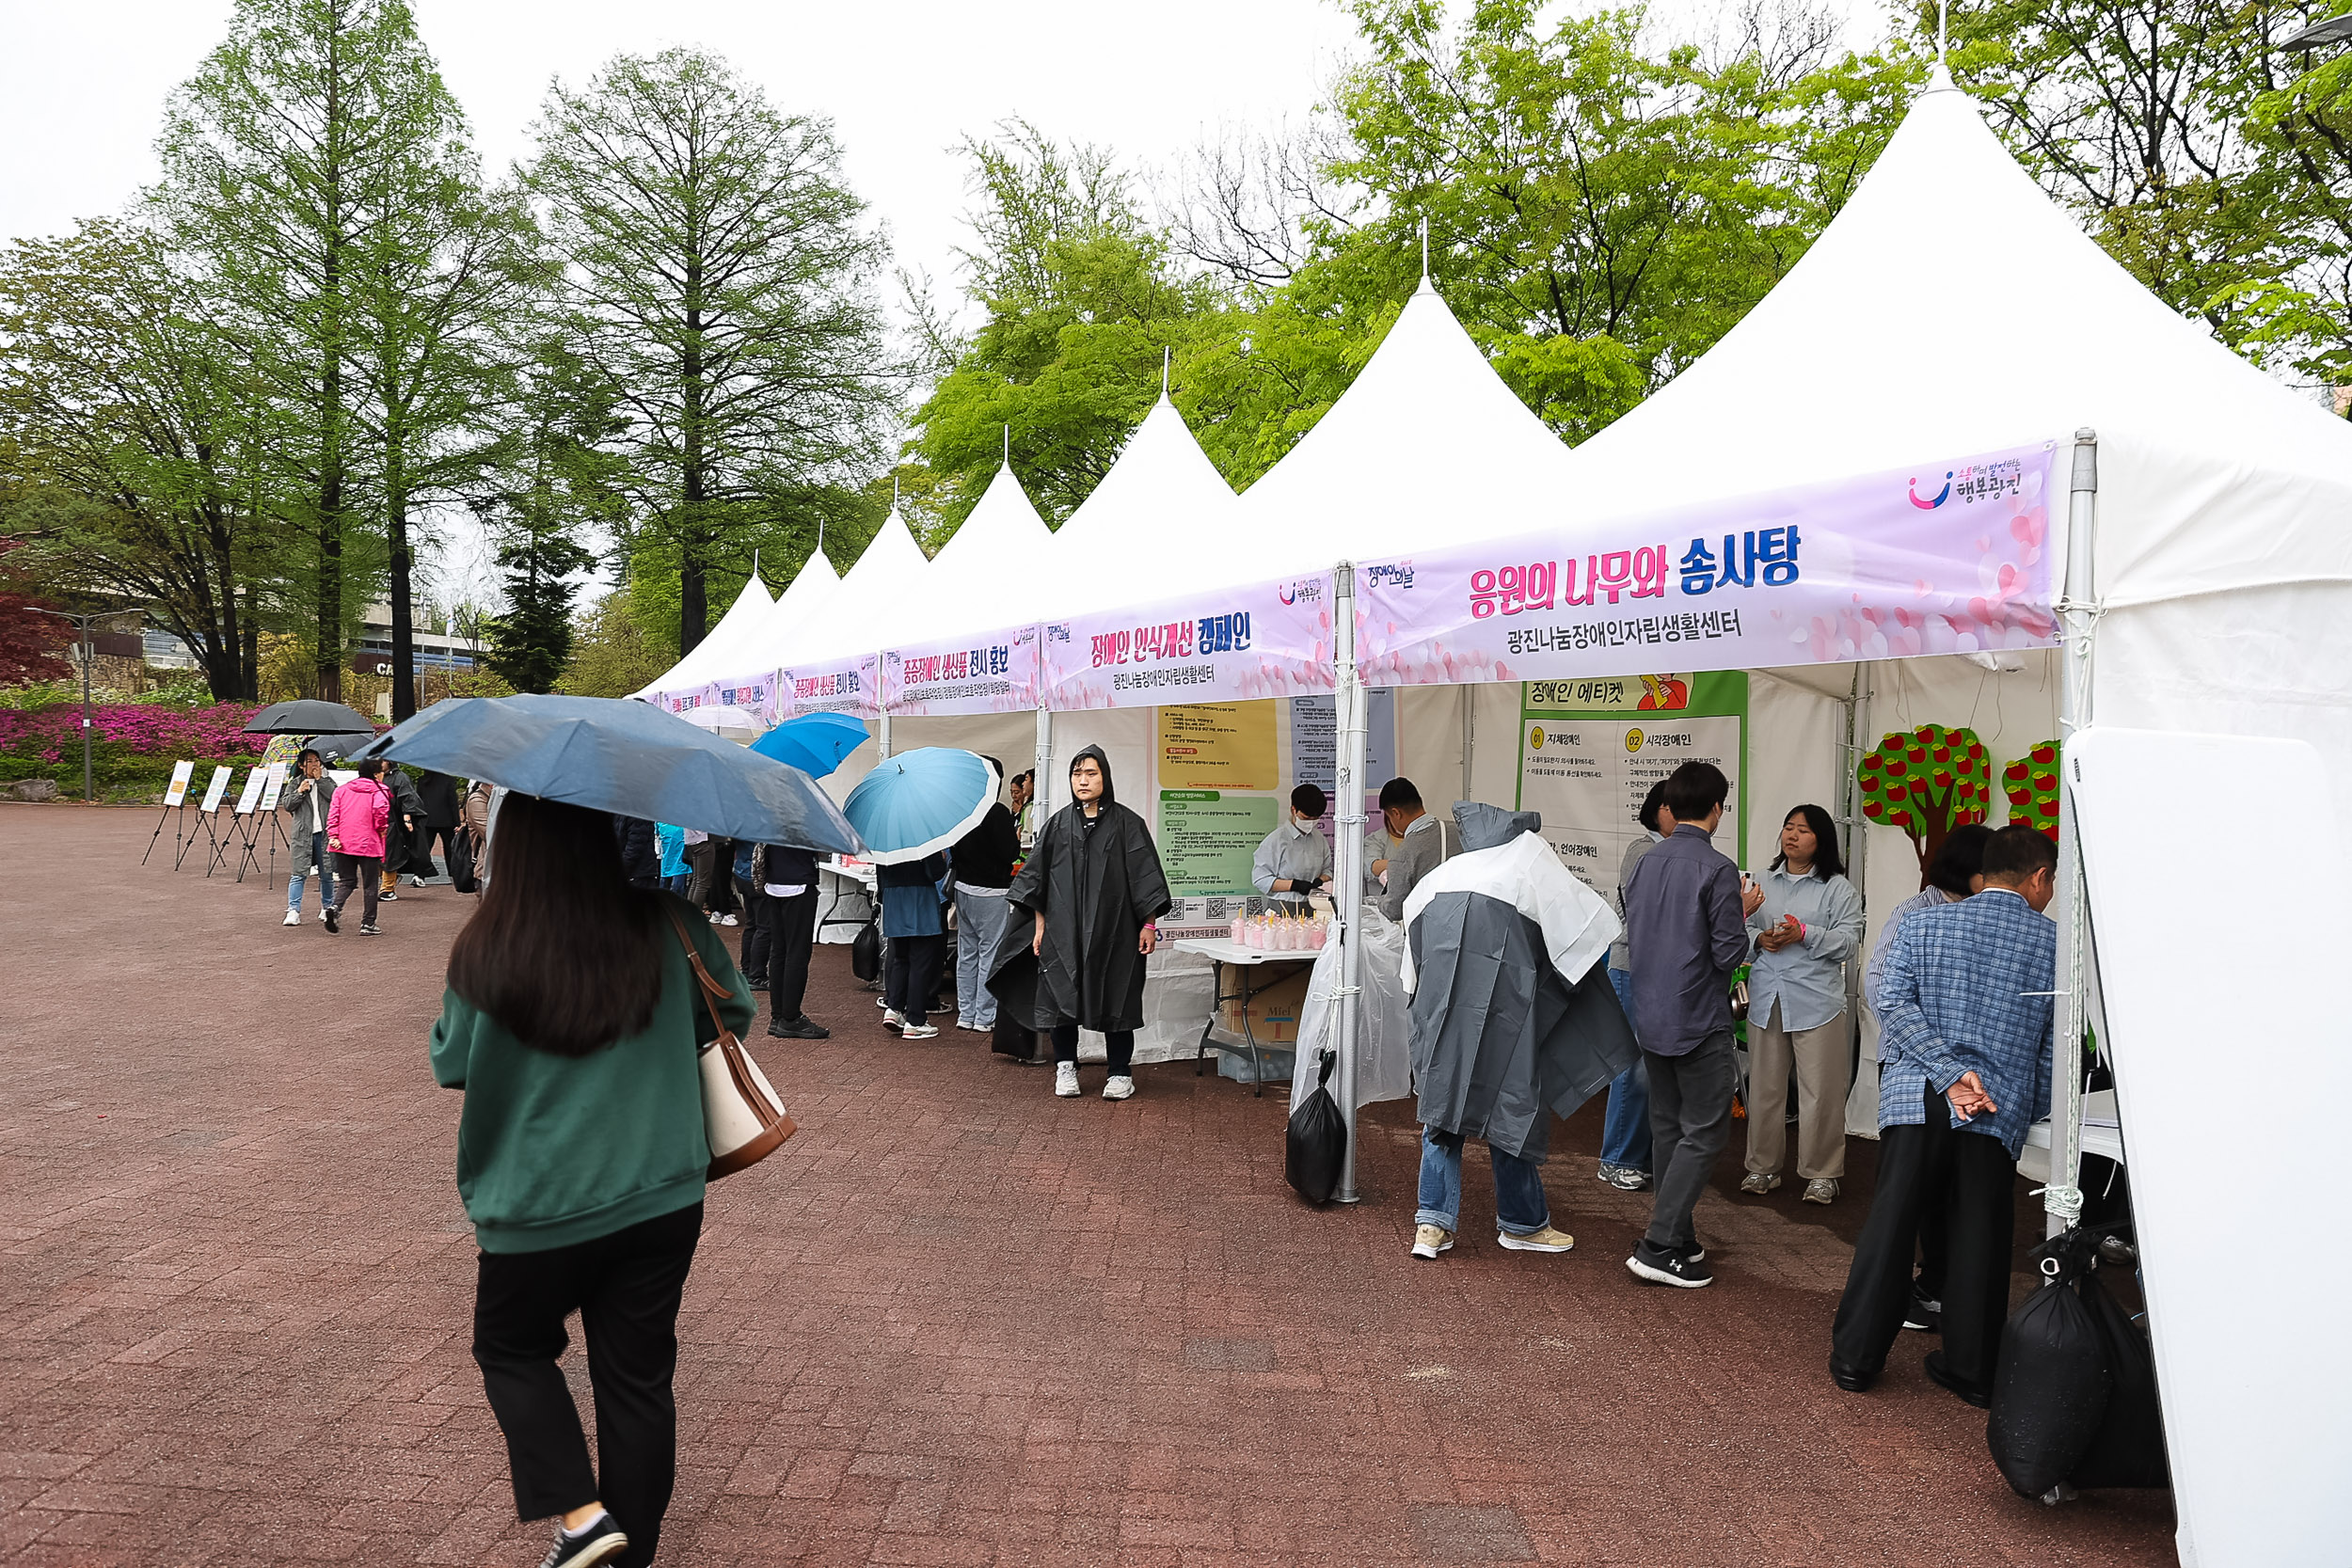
top-left (1374, 778), bottom-right (1455, 921)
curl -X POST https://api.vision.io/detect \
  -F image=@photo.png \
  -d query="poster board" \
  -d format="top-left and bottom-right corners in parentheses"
top-left (198, 765), bottom-right (233, 814)
top-left (1516, 672), bottom-right (1749, 897)
top-left (1158, 792), bottom-right (1281, 900)
top-left (163, 760), bottom-right (197, 807)
top-left (233, 766), bottom-right (270, 816)
top-left (1158, 704), bottom-right (1277, 790)
top-left (1289, 689), bottom-right (1397, 852)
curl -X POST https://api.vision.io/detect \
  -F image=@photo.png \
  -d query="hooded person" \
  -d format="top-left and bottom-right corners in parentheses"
top-left (1399, 802), bottom-right (1639, 1260)
top-left (986, 744), bottom-right (1173, 1101)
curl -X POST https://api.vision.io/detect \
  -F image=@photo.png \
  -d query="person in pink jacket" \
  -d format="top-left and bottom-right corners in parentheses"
top-left (324, 758), bottom-right (393, 935)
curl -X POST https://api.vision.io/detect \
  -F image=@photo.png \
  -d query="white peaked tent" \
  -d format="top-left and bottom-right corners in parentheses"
top-left (882, 460), bottom-right (1054, 645)
top-left (1046, 394), bottom-right (1244, 598)
top-left (758, 506), bottom-right (930, 677)
top-left (631, 572), bottom-right (772, 703)
top-left (1234, 277), bottom-right (1583, 569)
top-left (745, 546), bottom-right (840, 656)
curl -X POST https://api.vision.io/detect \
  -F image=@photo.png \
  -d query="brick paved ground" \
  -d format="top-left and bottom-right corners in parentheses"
top-left (0, 804), bottom-right (2174, 1566)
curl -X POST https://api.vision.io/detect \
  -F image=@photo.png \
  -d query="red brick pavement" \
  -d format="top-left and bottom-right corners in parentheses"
top-left (0, 804), bottom-right (2174, 1566)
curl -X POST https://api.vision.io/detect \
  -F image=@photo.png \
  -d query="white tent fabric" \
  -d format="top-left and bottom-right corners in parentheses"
top-left (743, 506), bottom-right (930, 680)
top-left (1232, 277), bottom-right (1582, 573)
top-left (880, 461), bottom-right (1054, 647)
top-left (741, 546), bottom-right (840, 661)
top-left (1045, 394), bottom-right (1244, 599)
top-left (631, 572), bottom-right (772, 703)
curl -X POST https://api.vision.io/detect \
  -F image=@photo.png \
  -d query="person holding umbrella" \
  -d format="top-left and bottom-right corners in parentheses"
top-left (990, 745), bottom-right (1172, 1101)
top-left (877, 850), bottom-right (951, 1039)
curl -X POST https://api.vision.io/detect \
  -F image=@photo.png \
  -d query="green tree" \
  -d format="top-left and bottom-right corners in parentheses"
top-left (525, 46), bottom-right (892, 656)
top-left (910, 124), bottom-right (1228, 531)
top-left (556, 589), bottom-right (670, 698)
top-left (2241, 25), bottom-right (2352, 384)
top-left (153, 0), bottom-right (457, 701)
top-left (0, 220), bottom-right (275, 700)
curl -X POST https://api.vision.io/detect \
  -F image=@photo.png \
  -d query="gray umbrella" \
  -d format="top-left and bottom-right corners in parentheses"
top-left (349, 694), bottom-right (862, 854)
top-left (303, 732), bottom-right (378, 764)
top-left (246, 699), bottom-right (375, 736)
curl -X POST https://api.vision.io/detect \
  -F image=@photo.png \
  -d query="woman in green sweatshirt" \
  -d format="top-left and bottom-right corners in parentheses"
top-left (431, 792), bottom-right (752, 1568)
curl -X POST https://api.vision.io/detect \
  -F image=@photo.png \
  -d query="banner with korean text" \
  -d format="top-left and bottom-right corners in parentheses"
top-left (783, 654), bottom-right (882, 719)
top-left (881, 625), bottom-right (1041, 716)
top-left (1354, 445), bottom-right (2058, 687)
top-left (1039, 570), bottom-right (1338, 711)
top-left (656, 673), bottom-right (783, 725)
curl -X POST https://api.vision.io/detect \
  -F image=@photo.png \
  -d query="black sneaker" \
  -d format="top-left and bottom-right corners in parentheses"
top-left (1680, 1240), bottom-right (1708, 1265)
top-left (768, 1016), bottom-right (830, 1040)
top-left (1626, 1239), bottom-right (1713, 1289)
top-left (358, 923), bottom-right (382, 936)
top-left (379, 889), bottom-right (398, 901)
top-left (1902, 1287), bottom-right (1942, 1332)
top-left (323, 904), bottom-right (340, 933)
top-left (537, 1513), bottom-right (628, 1568)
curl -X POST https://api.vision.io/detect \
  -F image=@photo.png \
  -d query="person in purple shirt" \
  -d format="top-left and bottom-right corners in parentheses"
top-left (1621, 761), bottom-right (1765, 1289)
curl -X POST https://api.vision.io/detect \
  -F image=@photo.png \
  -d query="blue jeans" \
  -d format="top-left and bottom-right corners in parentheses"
top-left (1600, 967), bottom-right (1653, 1173)
top-left (287, 832), bottom-right (325, 911)
top-left (953, 889), bottom-right (1010, 1027)
top-left (1415, 1127), bottom-right (1549, 1236)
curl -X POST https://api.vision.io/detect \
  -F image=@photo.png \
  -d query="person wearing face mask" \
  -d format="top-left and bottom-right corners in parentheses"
top-left (987, 745), bottom-right (1173, 1101)
top-left (1252, 784), bottom-right (1331, 908)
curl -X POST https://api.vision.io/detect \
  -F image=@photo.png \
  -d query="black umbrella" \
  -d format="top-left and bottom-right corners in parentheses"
top-left (350, 694), bottom-right (862, 854)
top-left (304, 732), bottom-right (378, 764)
top-left (246, 699), bottom-right (375, 736)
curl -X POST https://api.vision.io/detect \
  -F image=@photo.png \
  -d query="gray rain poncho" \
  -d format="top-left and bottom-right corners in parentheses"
top-left (1401, 802), bottom-right (1640, 1163)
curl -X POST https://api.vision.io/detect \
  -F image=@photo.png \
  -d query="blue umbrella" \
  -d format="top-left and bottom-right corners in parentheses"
top-left (842, 748), bottom-right (1000, 865)
top-left (750, 711), bottom-right (870, 780)
top-left (351, 694), bottom-right (862, 854)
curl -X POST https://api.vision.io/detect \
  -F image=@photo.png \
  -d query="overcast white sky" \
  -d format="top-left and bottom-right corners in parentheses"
top-left (0, 0), bottom-right (1365, 304)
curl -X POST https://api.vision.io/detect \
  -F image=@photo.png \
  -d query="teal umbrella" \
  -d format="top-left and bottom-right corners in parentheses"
top-left (842, 748), bottom-right (1000, 865)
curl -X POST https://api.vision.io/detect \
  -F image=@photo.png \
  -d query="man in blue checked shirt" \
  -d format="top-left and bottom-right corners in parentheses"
top-left (1830, 826), bottom-right (2058, 1407)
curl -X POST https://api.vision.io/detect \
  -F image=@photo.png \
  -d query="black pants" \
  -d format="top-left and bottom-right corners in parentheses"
top-left (768, 889), bottom-right (818, 1023)
top-left (738, 880), bottom-right (771, 985)
top-left (409, 822), bottom-right (460, 880)
top-left (473, 1203), bottom-right (703, 1568)
top-left (1052, 1023), bottom-right (1135, 1075)
top-left (1832, 1085), bottom-right (2016, 1390)
top-left (885, 932), bottom-right (946, 1025)
top-left (1641, 1032), bottom-right (1737, 1251)
top-left (688, 842), bottom-right (736, 914)
top-left (331, 852), bottom-right (381, 926)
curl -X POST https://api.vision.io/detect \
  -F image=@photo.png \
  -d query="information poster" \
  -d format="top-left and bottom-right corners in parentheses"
top-left (1517, 672), bottom-right (1748, 899)
top-left (163, 760), bottom-right (196, 807)
top-left (1159, 704), bottom-right (1277, 790)
top-left (1157, 790), bottom-right (1281, 898)
top-left (199, 765), bottom-right (233, 814)
top-left (233, 766), bottom-right (270, 816)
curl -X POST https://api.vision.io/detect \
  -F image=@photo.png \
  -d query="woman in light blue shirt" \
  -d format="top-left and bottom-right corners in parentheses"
top-left (1740, 804), bottom-right (1866, 1205)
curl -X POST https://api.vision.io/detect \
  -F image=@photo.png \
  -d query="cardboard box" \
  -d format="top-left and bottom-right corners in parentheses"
top-left (1216, 964), bottom-right (1314, 1046)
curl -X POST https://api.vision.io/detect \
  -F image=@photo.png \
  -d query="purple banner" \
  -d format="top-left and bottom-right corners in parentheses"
top-left (1039, 572), bottom-right (1337, 710)
top-left (783, 654), bottom-right (880, 718)
top-left (882, 625), bottom-right (1041, 716)
top-left (1355, 445), bottom-right (2058, 686)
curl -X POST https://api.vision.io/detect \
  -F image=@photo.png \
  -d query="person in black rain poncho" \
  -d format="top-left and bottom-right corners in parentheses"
top-left (987, 745), bottom-right (1172, 1101)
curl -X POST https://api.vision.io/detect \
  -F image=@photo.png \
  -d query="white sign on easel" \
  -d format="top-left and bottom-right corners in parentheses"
top-left (198, 765), bottom-right (232, 814)
top-left (233, 766), bottom-right (270, 816)
top-left (163, 760), bottom-right (197, 807)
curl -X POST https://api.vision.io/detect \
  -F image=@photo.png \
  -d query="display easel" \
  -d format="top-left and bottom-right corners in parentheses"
top-left (191, 766), bottom-right (234, 878)
top-left (229, 765), bottom-right (277, 882)
top-left (145, 761), bottom-right (197, 867)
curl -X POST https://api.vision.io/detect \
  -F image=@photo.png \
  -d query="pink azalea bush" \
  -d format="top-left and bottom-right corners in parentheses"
top-left (0, 701), bottom-right (267, 800)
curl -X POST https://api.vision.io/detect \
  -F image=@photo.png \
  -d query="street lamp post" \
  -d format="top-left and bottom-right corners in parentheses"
top-left (30, 608), bottom-right (118, 803)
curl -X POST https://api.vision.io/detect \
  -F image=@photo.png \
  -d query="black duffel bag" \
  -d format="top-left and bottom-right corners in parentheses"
top-left (1987, 1230), bottom-right (2112, 1498)
top-left (1285, 1049), bottom-right (1347, 1205)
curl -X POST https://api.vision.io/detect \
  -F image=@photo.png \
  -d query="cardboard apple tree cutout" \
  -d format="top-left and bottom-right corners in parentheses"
top-left (1858, 724), bottom-right (1992, 886)
top-left (2003, 740), bottom-right (2062, 841)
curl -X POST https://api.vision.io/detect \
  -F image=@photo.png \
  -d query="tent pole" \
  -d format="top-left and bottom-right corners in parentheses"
top-left (1032, 703), bottom-right (1051, 842)
top-left (1460, 684), bottom-right (1474, 802)
top-left (1332, 562), bottom-right (1367, 1204)
top-left (2047, 429), bottom-right (2100, 1238)
top-left (1839, 662), bottom-right (1871, 1121)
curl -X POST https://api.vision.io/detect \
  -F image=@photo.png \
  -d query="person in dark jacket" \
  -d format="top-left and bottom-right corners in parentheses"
top-left (1622, 761), bottom-right (1766, 1290)
top-left (277, 748), bottom-right (336, 927)
top-left (403, 769), bottom-right (463, 890)
top-left (732, 840), bottom-right (767, 988)
top-left (612, 816), bottom-right (661, 889)
top-left (432, 791), bottom-right (750, 1568)
top-left (987, 744), bottom-right (1172, 1101)
top-left (756, 842), bottom-right (827, 1039)
top-left (877, 850), bottom-right (950, 1038)
top-left (949, 760), bottom-right (1022, 1034)
top-left (379, 762), bottom-right (427, 900)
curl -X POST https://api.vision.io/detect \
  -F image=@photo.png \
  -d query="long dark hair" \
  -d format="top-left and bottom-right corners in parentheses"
top-left (446, 793), bottom-right (664, 1056)
top-left (1772, 803), bottom-right (1844, 880)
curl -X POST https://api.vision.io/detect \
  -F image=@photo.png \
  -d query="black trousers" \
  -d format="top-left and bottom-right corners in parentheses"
top-left (768, 889), bottom-right (818, 1023)
top-left (1052, 1022), bottom-right (1135, 1075)
top-left (737, 880), bottom-right (771, 985)
top-left (884, 931), bottom-right (946, 1024)
top-left (409, 822), bottom-right (460, 879)
top-left (473, 1203), bottom-right (703, 1568)
top-left (1832, 1085), bottom-right (2016, 1389)
top-left (331, 852), bottom-right (380, 926)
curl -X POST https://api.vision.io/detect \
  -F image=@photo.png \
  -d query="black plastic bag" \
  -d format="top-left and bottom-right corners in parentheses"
top-left (448, 827), bottom-right (479, 894)
top-left (2070, 1266), bottom-right (2169, 1490)
top-left (1988, 1235), bottom-right (2113, 1498)
top-left (1285, 1049), bottom-right (1347, 1205)
top-left (850, 921), bottom-right (882, 983)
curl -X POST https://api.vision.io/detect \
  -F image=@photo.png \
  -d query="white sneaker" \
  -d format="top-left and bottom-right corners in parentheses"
top-left (718, 912), bottom-right (739, 927)
top-left (901, 1023), bottom-right (939, 1039)
top-left (882, 1009), bottom-right (905, 1033)
top-left (1054, 1062), bottom-right (1081, 1098)
top-left (406, 873), bottom-right (426, 887)
top-left (1102, 1075), bottom-right (1136, 1101)
top-left (282, 909), bottom-right (301, 926)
